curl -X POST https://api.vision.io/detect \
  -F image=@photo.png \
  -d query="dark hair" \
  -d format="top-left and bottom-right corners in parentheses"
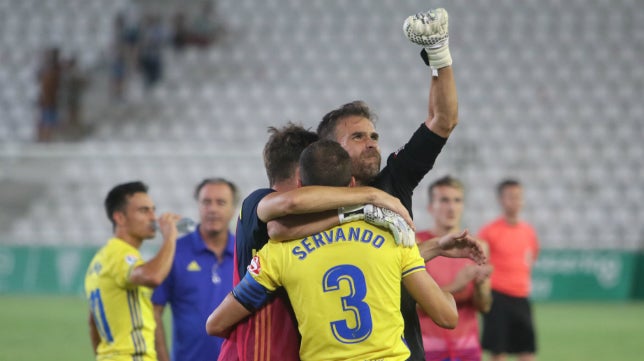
top-left (317, 100), bottom-right (376, 140)
top-left (194, 178), bottom-right (239, 205)
top-left (299, 140), bottom-right (352, 187)
top-left (428, 175), bottom-right (465, 202)
top-left (104, 181), bottom-right (148, 227)
top-left (497, 178), bottom-right (522, 197)
top-left (263, 123), bottom-right (319, 186)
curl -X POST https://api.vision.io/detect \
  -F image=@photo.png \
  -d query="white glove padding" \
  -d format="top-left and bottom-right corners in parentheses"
top-left (403, 8), bottom-right (452, 70)
top-left (338, 204), bottom-right (365, 224)
top-left (363, 204), bottom-right (416, 248)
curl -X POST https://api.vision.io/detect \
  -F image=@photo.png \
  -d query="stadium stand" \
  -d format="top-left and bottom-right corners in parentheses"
top-left (0, 0), bottom-right (642, 248)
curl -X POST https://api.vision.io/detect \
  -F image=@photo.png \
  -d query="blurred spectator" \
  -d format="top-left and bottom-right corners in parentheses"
top-left (121, 2), bottom-right (142, 73)
top-left (171, 12), bottom-right (189, 51)
top-left (110, 15), bottom-right (129, 101)
top-left (190, 0), bottom-right (225, 48)
top-left (60, 56), bottom-right (88, 132)
top-left (36, 47), bottom-right (62, 142)
top-left (138, 14), bottom-right (166, 90)
top-left (110, 43), bottom-right (128, 102)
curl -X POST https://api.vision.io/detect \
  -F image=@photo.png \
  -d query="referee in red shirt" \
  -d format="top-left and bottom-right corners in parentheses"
top-left (478, 179), bottom-right (539, 361)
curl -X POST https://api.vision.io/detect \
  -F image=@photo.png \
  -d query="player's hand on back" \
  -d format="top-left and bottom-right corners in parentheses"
top-left (370, 191), bottom-right (414, 230)
top-left (157, 213), bottom-right (182, 242)
top-left (363, 204), bottom-right (416, 248)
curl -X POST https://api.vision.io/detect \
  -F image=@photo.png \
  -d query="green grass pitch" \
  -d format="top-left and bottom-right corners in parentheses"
top-left (0, 295), bottom-right (642, 361)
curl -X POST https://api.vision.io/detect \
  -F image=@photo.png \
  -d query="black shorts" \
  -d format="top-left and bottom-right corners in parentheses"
top-left (482, 290), bottom-right (537, 355)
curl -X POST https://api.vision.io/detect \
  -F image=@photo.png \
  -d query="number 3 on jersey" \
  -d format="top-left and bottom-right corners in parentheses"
top-left (322, 264), bottom-right (373, 344)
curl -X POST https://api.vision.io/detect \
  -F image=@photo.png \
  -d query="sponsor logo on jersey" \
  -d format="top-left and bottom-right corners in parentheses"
top-left (248, 255), bottom-right (261, 275)
top-left (125, 254), bottom-right (138, 265)
top-left (187, 260), bottom-right (201, 271)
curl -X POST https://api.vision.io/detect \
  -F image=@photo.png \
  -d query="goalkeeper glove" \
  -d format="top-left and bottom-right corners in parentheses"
top-left (403, 8), bottom-right (451, 70)
top-left (339, 205), bottom-right (416, 247)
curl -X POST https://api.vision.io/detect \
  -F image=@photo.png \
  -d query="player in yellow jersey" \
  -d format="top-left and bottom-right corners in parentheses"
top-left (85, 181), bottom-right (181, 361)
top-left (207, 140), bottom-right (458, 361)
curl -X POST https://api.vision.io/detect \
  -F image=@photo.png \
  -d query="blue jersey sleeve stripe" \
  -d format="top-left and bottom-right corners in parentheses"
top-left (402, 265), bottom-right (426, 278)
top-left (232, 273), bottom-right (272, 312)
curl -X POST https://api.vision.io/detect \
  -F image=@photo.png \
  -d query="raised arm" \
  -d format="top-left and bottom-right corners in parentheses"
top-left (129, 213), bottom-right (180, 288)
top-left (403, 270), bottom-right (458, 329)
top-left (404, 8), bottom-right (458, 138)
top-left (426, 66), bottom-right (458, 138)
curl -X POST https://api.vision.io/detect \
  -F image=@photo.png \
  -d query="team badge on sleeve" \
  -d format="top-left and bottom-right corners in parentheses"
top-left (125, 254), bottom-right (138, 265)
top-left (248, 255), bottom-right (261, 275)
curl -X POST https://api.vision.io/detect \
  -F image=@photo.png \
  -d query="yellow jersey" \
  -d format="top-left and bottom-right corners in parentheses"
top-left (249, 220), bottom-right (426, 361)
top-left (84, 238), bottom-right (156, 361)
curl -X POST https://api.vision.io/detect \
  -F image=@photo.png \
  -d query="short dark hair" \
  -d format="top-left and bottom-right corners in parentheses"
top-left (263, 123), bottom-right (319, 186)
top-left (104, 181), bottom-right (148, 227)
top-left (317, 100), bottom-right (376, 140)
top-left (497, 178), bottom-right (522, 197)
top-left (194, 178), bottom-right (239, 205)
top-left (299, 140), bottom-right (352, 187)
top-left (428, 175), bottom-right (465, 202)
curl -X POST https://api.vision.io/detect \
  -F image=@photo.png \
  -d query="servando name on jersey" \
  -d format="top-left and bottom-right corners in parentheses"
top-left (292, 226), bottom-right (386, 261)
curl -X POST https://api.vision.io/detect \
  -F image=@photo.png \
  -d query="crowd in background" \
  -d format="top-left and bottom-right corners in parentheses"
top-left (35, 0), bottom-right (225, 142)
top-left (36, 47), bottom-right (88, 142)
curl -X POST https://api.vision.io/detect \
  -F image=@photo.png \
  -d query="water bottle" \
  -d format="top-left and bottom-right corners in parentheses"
top-left (176, 217), bottom-right (196, 233)
top-left (153, 217), bottom-right (196, 234)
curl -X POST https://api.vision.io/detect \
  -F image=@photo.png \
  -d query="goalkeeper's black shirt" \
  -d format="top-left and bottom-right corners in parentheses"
top-left (371, 124), bottom-right (447, 361)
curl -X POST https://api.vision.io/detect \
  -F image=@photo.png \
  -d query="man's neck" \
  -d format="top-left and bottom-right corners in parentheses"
top-left (272, 178), bottom-right (298, 192)
top-left (114, 231), bottom-right (143, 249)
top-left (504, 214), bottom-right (520, 225)
top-left (201, 229), bottom-right (229, 260)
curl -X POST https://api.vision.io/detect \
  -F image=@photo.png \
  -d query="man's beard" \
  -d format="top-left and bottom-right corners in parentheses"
top-left (352, 149), bottom-right (381, 185)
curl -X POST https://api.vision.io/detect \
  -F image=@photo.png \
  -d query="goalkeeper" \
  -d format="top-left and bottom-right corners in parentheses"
top-left (207, 140), bottom-right (460, 361)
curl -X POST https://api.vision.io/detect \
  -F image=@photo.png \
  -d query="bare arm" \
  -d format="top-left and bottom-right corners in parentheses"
top-left (88, 311), bottom-right (100, 355)
top-left (257, 186), bottom-right (413, 226)
top-left (267, 211), bottom-right (339, 241)
top-left (129, 213), bottom-right (180, 288)
top-left (425, 64), bottom-right (458, 138)
top-left (153, 304), bottom-right (170, 361)
top-left (206, 293), bottom-right (252, 338)
top-left (418, 230), bottom-right (486, 264)
top-left (472, 267), bottom-right (493, 313)
top-left (472, 242), bottom-right (493, 313)
top-left (403, 271), bottom-right (458, 329)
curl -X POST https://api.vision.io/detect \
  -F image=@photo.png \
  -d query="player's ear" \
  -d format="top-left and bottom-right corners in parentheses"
top-left (113, 210), bottom-right (126, 226)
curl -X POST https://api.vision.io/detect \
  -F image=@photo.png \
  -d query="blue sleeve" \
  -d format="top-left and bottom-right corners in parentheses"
top-left (235, 188), bottom-right (275, 279)
top-left (232, 272), bottom-right (273, 312)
